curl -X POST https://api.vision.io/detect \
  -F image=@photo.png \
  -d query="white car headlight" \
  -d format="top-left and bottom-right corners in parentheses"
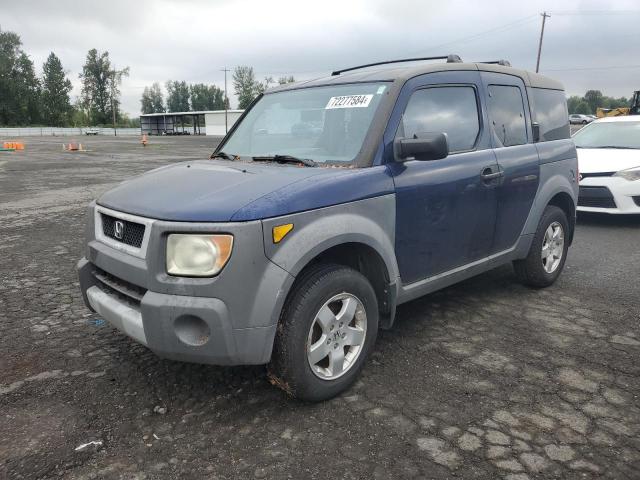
top-left (613, 166), bottom-right (640, 181)
top-left (166, 234), bottom-right (233, 277)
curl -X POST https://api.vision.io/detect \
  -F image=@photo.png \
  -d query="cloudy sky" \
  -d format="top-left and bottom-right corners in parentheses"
top-left (4, 0), bottom-right (640, 116)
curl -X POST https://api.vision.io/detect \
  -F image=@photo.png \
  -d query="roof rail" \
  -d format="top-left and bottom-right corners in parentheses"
top-left (478, 59), bottom-right (511, 67)
top-left (331, 54), bottom-right (463, 76)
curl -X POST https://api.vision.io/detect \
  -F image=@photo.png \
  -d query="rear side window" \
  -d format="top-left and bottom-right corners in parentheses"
top-left (487, 85), bottom-right (527, 147)
top-left (399, 86), bottom-right (480, 152)
top-left (531, 88), bottom-right (570, 141)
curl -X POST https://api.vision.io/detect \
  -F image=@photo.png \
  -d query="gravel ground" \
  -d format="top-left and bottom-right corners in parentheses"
top-left (1, 136), bottom-right (639, 479)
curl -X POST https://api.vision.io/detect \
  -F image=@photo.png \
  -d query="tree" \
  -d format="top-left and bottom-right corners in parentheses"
top-left (79, 49), bottom-right (128, 125)
top-left (165, 80), bottom-right (190, 112)
top-left (190, 83), bottom-right (225, 110)
top-left (584, 90), bottom-right (603, 115)
top-left (278, 75), bottom-right (295, 85)
top-left (574, 101), bottom-right (590, 115)
top-left (41, 52), bottom-right (72, 126)
top-left (0, 31), bottom-right (41, 125)
top-left (233, 66), bottom-right (262, 109)
top-left (141, 82), bottom-right (164, 113)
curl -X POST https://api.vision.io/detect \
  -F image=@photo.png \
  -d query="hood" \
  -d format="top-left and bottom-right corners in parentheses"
top-left (98, 160), bottom-right (394, 222)
top-left (577, 148), bottom-right (640, 174)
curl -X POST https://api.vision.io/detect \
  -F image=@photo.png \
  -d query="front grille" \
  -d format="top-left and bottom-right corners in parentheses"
top-left (578, 186), bottom-right (617, 209)
top-left (92, 267), bottom-right (146, 306)
top-left (633, 196), bottom-right (640, 207)
top-left (102, 214), bottom-right (145, 247)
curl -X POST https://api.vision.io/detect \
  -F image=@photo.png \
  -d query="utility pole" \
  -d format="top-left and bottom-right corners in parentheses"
top-left (536, 11), bottom-right (551, 73)
top-left (111, 96), bottom-right (117, 136)
top-left (221, 67), bottom-right (230, 134)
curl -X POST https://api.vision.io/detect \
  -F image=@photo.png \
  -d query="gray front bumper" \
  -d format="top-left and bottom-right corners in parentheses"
top-left (76, 205), bottom-right (294, 366)
top-left (79, 257), bottom-right (280, 365)
top-left (86, 285), bottom-right (147, 345)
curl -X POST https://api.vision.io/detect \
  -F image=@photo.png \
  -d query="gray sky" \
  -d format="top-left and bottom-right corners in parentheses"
top-left (4, 0), bottom-right (640, 116)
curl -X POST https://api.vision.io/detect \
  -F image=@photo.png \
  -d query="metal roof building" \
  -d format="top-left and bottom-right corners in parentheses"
top-left (140, 110), bottom-right (244, 136)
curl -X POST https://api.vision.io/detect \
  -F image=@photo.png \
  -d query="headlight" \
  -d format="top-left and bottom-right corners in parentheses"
top-left (166, 234), bottom-right (233, 277)
top-left (614, 166), bottom-right (640, 181)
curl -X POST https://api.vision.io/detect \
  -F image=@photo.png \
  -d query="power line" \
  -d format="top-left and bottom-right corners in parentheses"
top-left (552, 10), bottom-right (640, 16)
top-left (543, 64), bottom-right (640, 72)
top-left (418, 14), bottom-right (539, 54)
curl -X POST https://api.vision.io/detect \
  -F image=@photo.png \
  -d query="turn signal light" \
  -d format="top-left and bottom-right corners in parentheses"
top-left (272, 223), bottom-right (293, 243)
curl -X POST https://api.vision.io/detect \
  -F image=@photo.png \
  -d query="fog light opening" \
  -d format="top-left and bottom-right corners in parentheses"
top-left (174, 315), bottom-right (210, 346)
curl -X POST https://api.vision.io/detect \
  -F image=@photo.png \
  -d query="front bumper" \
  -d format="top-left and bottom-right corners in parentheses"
top-left (77, 204), bottom-right (294, 366)
top-left (578, 177), bottom-right (640, 214)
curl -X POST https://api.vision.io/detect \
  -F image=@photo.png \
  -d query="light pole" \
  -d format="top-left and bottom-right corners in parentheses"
top-left (221, 67), bottom-right (230, 134)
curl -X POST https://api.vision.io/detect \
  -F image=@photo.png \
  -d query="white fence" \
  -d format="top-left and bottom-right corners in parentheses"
top-left (0, 127), bottom-right (141, 137)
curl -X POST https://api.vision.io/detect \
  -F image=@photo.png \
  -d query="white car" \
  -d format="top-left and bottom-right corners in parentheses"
top-left (574, 116), bottom-right (640, 214)
top-left (569, 114), bottom-right (594, 125)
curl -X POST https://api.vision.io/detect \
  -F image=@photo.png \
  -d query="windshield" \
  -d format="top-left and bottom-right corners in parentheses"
top-left (573, 121), bottom-right (640, 149)
top-left (220, 82), bottom-right (388, 165)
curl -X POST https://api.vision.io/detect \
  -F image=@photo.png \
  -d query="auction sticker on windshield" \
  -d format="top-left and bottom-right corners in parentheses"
top-left (326, 94), bottom-right (373, 109)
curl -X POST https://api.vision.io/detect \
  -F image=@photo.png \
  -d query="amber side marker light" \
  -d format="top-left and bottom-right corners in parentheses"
top-left (272, 223), bottom-right (294, 243)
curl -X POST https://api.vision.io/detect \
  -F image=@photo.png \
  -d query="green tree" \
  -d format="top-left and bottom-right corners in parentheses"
top-left (0, 31), bottom-right (41, 125)
top-left (79, 49), bottom-right (128, 125)
top-left (165, 80), bottom-right (190, 112)
top-left (583, 90), bottom-right (603, 115)
top-left (233, 66), bottom-right (263, 109)
top-left (190, 83), bottom-right (225, 110)
top-left (141, 82), bottom-right (164, 113)
top-left (574, 101), bottom-right (590, 115)
top-left (278, 75), bottom-right (295, 85)
top-left (41, 52), bottom-right (72, 126)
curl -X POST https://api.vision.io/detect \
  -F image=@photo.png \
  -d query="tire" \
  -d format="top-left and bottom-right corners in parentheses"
top-left (582, 120), bottom-right (588, 125)
top-left (513, 205), bottom-right (569, 288)
top-left (268, 263), bottom-right (378, 402)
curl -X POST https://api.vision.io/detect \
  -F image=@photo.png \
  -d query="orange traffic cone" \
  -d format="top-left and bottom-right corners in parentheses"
top-left (141, 134), bottom-right (148, 147)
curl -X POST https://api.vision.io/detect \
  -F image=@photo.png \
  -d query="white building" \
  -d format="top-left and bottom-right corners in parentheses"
top-left (140, 110), bottom-right (244, 136)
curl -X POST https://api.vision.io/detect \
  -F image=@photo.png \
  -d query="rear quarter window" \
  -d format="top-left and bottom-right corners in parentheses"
top-left (531, 88), bottom-right (570, 141)
top-left (486, 85), bottom-right (528, 147)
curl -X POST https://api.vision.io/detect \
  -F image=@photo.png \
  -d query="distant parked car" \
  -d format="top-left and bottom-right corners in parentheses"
top-left (574, 116), bottom-right (640, 214)
top-left (569, 114), bottom-right (593, 125)
top-left (85, 127), bottom-right (99, 135)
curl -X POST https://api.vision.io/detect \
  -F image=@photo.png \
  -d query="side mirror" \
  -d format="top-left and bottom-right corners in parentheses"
top-left (395, 132), bottom-right (449, 162)
top-left (532, 122), bottom-right (541, 143)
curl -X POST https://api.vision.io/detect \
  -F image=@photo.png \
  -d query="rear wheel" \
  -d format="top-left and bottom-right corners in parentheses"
top-left (513, 205), bottom-right (569, 288)
top-left (268, 264), bottom-right (378, 402)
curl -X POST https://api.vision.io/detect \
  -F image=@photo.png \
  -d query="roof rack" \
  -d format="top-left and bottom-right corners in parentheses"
top-left (478, 59), bottom-right (511, 67)
top-left (331, 54), bottom-right (462, 76)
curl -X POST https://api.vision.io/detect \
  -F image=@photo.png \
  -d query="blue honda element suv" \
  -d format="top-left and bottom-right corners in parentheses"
top-left (78, 55), bottom-right (578, 401)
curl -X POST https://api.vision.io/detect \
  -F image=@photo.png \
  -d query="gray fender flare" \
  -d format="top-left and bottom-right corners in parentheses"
top-left (522, 163), bottom-right (577, 239)
top-left (261, 195), bottom-right (400, 320)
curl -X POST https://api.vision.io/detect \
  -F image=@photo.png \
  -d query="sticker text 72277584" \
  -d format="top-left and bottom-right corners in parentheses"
top-left (325, 94), bottom-right (374, 109)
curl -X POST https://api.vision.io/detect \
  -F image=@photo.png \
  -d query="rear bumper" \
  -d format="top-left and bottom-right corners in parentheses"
top-left (578, 177), bottom-right (640, 214)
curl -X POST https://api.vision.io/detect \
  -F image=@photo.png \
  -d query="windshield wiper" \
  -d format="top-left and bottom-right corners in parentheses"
top-left (210, 151), bottom-right (237, 160)
top-left (252, 154), bottom-right (317, 167)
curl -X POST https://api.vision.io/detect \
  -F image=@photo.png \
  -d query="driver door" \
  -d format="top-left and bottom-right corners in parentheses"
top-left (386, 71), bottom-right (499, 284)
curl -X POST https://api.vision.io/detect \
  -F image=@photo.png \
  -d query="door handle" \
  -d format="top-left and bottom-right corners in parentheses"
top-left (481, 171), bottom-right (503, 180)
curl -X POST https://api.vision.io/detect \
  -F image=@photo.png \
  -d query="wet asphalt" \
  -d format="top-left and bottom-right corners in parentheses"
top-left (0, 135), bottom-right (638, 479)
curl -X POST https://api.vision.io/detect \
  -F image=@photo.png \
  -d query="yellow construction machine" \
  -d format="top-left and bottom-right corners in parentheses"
top-left (596, 91), bottom-right (640, 117)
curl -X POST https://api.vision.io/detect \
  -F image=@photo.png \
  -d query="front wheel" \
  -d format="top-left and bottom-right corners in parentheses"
top-left (513, 205), bottom-right (569, 288)
top-left (268, 264), bottom-right (378, 402)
